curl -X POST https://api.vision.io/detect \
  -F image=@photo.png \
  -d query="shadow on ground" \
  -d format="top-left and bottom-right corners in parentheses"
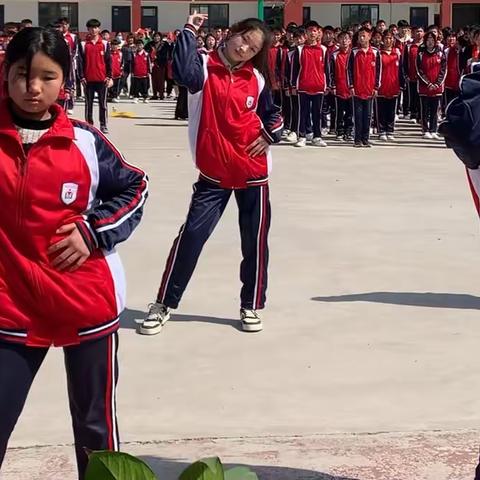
top-left (312, 292), bottom-right (480, 310)
top-left (120, 308), bottom-right (241, 331)
top-left (139, 456), bottom-right (359, 480)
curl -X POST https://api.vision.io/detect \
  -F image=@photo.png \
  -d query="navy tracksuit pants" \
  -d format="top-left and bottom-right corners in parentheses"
top-left (353, 97), bottom-right (373, 143)
top-left (157, 179), bottom-right (271, 310)
top-left (0, 333), bottom-right (119, 480)
top-left (298, 93), bottom-right (324, 138)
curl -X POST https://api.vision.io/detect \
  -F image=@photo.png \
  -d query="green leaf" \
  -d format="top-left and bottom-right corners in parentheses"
top-left (179, 456), bottom-right (224, 480)
top-left (225, 466), bottom-right (259, 480)
top-left (85, 450), bottom-right (157, 480)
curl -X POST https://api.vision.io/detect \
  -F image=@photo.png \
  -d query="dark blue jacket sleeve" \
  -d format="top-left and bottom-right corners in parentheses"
top-left (173, 24), bottom-right (205, 94)
top-left (291, 47), bottom-right (300, 90)
top-left (347, 50), bottom-right (355, 89)
top-left (76, 126), bottom-right (148, 252)
top-left (258, 86), bottom-right (284, 144)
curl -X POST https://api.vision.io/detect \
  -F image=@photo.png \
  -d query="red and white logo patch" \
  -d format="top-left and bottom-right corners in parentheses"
top-left (246, 96), bottom-right (255, 108)
top-left (61, 183), bottom-right (78, 205)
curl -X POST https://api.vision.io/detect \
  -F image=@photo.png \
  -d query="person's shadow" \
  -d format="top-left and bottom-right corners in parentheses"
top-left (120, 308), bottom-right (242, 331)
top-left (138, 456), bottom-right (359, 480)
top-left (312, 292), bottom-right (480, 310)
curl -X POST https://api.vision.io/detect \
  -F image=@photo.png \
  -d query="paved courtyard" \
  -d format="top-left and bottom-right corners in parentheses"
top-left (3, 99), bottom-right (480, 479)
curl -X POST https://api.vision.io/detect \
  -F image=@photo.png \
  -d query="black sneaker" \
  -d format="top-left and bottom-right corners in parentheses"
top-left (344, 134), bottom-right (354, 142)
top-left (100, 126), bottom-right (109, 134)
top-left (353, 142), bottom-right (362, 148)
top-left (362, 141), bottom-right (372, 148)
top-left (240, 308), bottom-right (263, 332)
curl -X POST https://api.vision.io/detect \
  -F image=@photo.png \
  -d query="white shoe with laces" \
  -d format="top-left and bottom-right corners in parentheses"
top-left (311, 137), bottom-right (327, 147)
top-left (138, 303), bottom-right (171, 335)
top-left (240, 309), bottom-right (263, 332)
top-left (379, 134), bottom-right (388, 142)
top-left (285, 131), bottom-right (298, 143)
top-left (431, 132), bottom-right (442, 140)
top-left (423, 132), bottom-right (433, 139)
top-left (295, 137), bottom-right (307, 147)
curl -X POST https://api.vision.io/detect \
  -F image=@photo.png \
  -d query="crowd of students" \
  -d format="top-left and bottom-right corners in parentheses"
top-left (266, 20), bottom-right (480, 147)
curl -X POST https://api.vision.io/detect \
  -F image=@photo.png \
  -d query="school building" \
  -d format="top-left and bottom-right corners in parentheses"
top-left (1, 0), bottom-right (479, 34)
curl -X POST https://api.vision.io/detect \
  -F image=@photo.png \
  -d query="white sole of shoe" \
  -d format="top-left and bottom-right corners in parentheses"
top-left (138, 312), bottom-right (171, 335)
top-left (241, 321), bottom-right (263, 332)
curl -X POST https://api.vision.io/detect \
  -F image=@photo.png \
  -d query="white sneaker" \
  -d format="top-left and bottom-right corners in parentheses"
top-left (240, 309), bottom-right (263, 332)
top-left (143, 98), bottom-right (149, 103)
top-left (306, 133), bottom-right (314, 141)
top-left (112, 97), bottom-right (120, 103)
top-left (311, 137), bottom-right (327, 147)
top-left (138, 303), bottom-right (171, 335)
top-left (133, 98), bottom-right (139, 104)
top-left (281, 129), bottom-right (291, 140)
top-left (294, 137), bottom-right (307, 147)
top-left (379, 134), bottom-right (388, 142)
top-left (423, 132), bottom-right (433, 139)
top-left (399, 114), bottom-right (405, 119)
top-left (321, 128), bottom-right (329, 136)
top-left (285, 131), bottom-right (298, 143)
top-left (387, 134), bottom-right (396, 141)
top-left (431, 132), bottom-right (442, 140)
top-left (395, 115), bottom-right (399, 121)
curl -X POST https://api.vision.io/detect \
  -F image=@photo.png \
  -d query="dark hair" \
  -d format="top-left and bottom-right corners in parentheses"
top-left (424, 31), bottom-right (437, 44)
top-left (389, 23), bottom-right (397, 29)
top-left (338, 30), bottom-right (351, 38)
top-left (5, 27), bottom-right (70, 90)
top-left (101, 29), bottom-right (110, 35)
top-left (358, 26), bottom-right (372, 34)
top-left (205, 33), bottom-right (217, 47)
top-left (427, 24), bottom-right (439, 32)
top-left (58, 17), bottom-right (69, 24)
top-left (135, 39), bottom-right (144, 45)
top-left (21, 19), bottom-right (33, 25)
top-left (86, 19), bottom-right (101, 29)
top-left (111, 39), bottom-right (121, 46)
top-left (293, 27), bottom-right (306, 38)
top-left (397, 19), bottom-right (409, 28)
top-left (377, 19), bottom-right (386, 25)
top-left (323, 25), bottom-right (334, 32)
top-left (304, 20), bottom-right (321, 30)
top-left (382, 30), bottom-right (394, 38)
top-left (229, 18), bottom-right (272, 86)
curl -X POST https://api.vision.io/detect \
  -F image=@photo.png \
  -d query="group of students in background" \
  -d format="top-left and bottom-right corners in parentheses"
top-left (266, 20), bottom-right (480, 147)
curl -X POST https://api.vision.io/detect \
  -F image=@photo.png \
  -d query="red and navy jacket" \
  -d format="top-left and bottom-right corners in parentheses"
top-left (347, 46), bottom-right (382, 99)
top-left (445, 45), bottom-right (461, 91)
top-left (173, 24), bottom-right (283, 189)
top-left (291, 43), bottom-right (328, 94)
top-left (329, 48), bottom-right (351, 99)
top-left (78, 38), bottom-right (112, 82)
top-left (111, 50), bottom-right (124, 79)
top-left (403, 42), bottom-right (421, 82)
top-left (268, 44), bottom-right (282, 90)
top-left (416, 45), bottom-right (446, 96)
top-left (133, 50), bottom-right (152, 78)
top-left (378, 48), bottom-right (404, 98)
top-left (0, 101), bottom-right (148, 347)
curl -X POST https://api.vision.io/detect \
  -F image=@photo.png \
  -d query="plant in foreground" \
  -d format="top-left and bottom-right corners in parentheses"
top-left (85, 450), bottom-right (259, 480)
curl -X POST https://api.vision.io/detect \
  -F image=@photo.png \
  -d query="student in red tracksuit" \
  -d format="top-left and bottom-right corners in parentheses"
top-left (377, 31), bottom-right (404, 141)
top-left (268, 26), bottom-right (283, 107)
top-left (416, 31), bottom-right (446, 139)
top-left (109, 39), bottom-right (123, 101)
top-left (417, 32), bottom-right (447, 140)
top-left (0, 28), bottom-right (147, 480)
top-left (444, 31), bottom-right (461, 108)
top-left (329, 31), bottom-right (353, 141)
top-left (140, 13), bottom-right (282, 336)
top-left (131, 39), bottom-right (152, 103)
top-left (78, 18), bottom-right (112, 134)
top-left (403, 26), bottom-right (424, 121)
top-left (348, 27), bottom-right (382, 147)
top-left (292, 21), bottom-right (328, 147)
top-left (322, 25), bottom-right (338, 134)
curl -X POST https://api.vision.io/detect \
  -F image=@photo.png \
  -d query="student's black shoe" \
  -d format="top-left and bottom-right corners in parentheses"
top-left (150, 96), bottom-right (159, 100)
top-left (362, 141), bottom-right (372, 148)
top-left (344, 134), bottom-right (354, 142)
top-left (353, 142), bottom-right (362, 148)
top-left (100, 126), bottom-right (109, 135)
top-left (335, 134), bottom-right (343, 141)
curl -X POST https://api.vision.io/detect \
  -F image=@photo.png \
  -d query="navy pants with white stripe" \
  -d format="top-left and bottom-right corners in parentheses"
top-left (157, 179), bottom-right (271, 310)
top-left (0, 333), bottom-right (119, 480)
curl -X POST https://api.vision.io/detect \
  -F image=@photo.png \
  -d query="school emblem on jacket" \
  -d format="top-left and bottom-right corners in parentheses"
top-left (61, 183), bottom-right (78, 205)
top-left (246, 96), bottom-right (255, 108)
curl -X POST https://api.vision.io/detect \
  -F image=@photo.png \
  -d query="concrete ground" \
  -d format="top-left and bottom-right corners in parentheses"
top-left (3, 99), bottom-right (480, 479)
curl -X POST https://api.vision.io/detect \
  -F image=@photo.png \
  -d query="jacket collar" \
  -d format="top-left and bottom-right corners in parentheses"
top-left (0, 99), bottom-right (75, 142)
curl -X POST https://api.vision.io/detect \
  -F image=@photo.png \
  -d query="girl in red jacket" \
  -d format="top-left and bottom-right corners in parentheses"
top-left (140, 13), bottom-right (282, 335)
top-left (416, 31), bottom-right (446, 139)
top-left (377, 31), bottom-right (404, 141)
top-left (0, 28), bottom-right (147, 479)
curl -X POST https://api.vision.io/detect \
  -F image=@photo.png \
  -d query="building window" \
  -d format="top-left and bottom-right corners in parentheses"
top-left (0, 5), bottom-right (4, 30)
top-left (142, 6), bottom-right (158, 31)
top-left (341, 4), bottom-right (379, 28)
top-left (303, 6), bottom-right (311, 23)
top-left (264, 6), bottom-right (284, 28)
top-left (189, 4), bottom-right (229, 28)
top-left (410, 7), bottom-right (428, 28)
top-left (38, 2), bottom-right (78, 30)
top-left (112, 6), bottom-right (131, 33)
